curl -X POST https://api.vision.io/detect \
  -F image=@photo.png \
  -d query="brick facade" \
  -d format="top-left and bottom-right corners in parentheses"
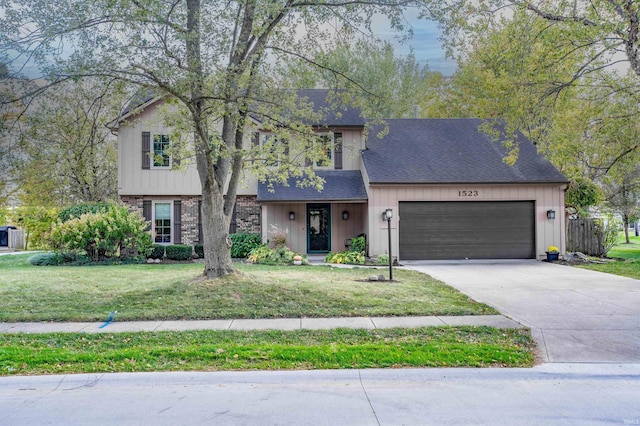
top-left (121, 195), bottom-right (261, 246)
top-left (234, 195), bottom-right (261, 234)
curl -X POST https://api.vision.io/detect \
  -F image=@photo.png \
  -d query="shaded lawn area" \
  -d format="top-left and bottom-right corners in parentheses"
top-left (577, 234), bottom-right (640, 280)
top-left (0, 327), bottom-right (535, 375)
top-left (0, 254), bottom-right (496, 321)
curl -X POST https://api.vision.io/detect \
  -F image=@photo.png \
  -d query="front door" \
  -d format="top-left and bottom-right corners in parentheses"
top-left (307, 204), bottom-right (331, 253)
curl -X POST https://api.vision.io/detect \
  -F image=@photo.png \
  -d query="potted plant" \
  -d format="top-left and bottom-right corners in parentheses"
top-left (546, 245), bottom-right (559, 262)
top-left (293, 255), bottom-right (303, 266)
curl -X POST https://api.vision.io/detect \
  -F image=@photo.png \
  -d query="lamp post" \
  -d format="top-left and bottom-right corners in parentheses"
top-left (382, 208), bottom-right (393, 281)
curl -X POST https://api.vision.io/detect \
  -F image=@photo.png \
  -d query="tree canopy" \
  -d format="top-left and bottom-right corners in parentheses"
top-left (0, 0), bottom-right (430, 277)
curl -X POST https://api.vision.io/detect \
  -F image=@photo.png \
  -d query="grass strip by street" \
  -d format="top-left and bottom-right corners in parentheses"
top-left (0, 254), bottom-right (496, 322)
top-left (0, 327), bottom-right (535, 375)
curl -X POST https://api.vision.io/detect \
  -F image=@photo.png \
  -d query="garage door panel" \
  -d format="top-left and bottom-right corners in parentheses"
top-left (399, 201), bottom-right (535, 260)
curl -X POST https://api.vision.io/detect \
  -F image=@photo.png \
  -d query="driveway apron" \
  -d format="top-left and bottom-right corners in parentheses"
top-left (404, 260), bottom-right (640, 363)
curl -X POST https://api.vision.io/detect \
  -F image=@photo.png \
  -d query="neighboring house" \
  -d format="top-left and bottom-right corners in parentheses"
top-left (114, 89), bottom-right (568, 260)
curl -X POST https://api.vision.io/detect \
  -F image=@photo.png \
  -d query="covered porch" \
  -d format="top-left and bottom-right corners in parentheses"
top-left (257, 171), bottom-right (369, 255)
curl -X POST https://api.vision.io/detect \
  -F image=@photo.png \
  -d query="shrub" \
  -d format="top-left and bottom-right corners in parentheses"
top-left (149, 244), bottom-right (165, 259)
top-left (49, 205), bottom-right (152, 261)
top-left (57, 202), bottom-right (112, 223)
top-left (247, 244), bottom-right (299, 265)
top-left (165, 244), bottom-right (193, 260)
top-left (350, 236), bottom-right (366, 253)
top-left (14, 205), bottom-right (59, 250)
top-left (230, 232), bottom-right (261, 258)
top-left (376, 254), bottom-right (390, 265)
top-left (194, 243), bottom-right (204, 258)
top-left (324, 251), bottom-right (365, 265)
top-left (29, 252), bottom-right (76, 266)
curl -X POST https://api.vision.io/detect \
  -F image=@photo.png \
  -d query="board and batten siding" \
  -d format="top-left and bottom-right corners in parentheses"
top-left (118, 99), bottom-right (257, 196)
top-left (262, 202), bottom-right (367, 255)
top-left (366, 184), bottom-right (566, 261)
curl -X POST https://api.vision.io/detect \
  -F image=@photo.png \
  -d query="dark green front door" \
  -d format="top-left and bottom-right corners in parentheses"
top-left (307, 204), bottom-right (331, 253)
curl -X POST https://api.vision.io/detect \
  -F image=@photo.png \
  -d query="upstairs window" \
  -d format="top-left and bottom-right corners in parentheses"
top-left (153, 135), bottom-right (171, 168)
top-left (312, 132), bottom-right (342, 169)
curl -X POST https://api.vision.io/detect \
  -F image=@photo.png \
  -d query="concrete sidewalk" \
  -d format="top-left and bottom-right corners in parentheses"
top-left (0, 314), bottom-right (522, 334)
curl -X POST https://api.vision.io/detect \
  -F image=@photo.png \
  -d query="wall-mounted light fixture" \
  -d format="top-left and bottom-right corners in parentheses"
top-left (289, 212), bottom-right (295, 220)
top-left (342, 211), bottom-right (349, 221)
top-left (382, 208), bottom-right (393, 221)
top-left (546, 209), bottom-right (556, 220)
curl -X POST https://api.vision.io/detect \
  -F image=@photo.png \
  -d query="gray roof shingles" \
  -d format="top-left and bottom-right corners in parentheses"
top-left (257, 170), bottom-right (368, 202)
top-left (362, 119), bottom-right (568, 184)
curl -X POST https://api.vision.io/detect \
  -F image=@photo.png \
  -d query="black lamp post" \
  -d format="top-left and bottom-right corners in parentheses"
top-left (382, 208), bottom-right (393, 281)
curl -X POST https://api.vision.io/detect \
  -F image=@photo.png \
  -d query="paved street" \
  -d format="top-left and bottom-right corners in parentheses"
top-left (1, 364), bottom-right (639, 425)
top-left (405, 260), bottom-right (640, 363)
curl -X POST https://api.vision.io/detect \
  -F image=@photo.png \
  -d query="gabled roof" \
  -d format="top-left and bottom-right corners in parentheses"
top-left (292, 89), bottom-right (365, 127)
top-left (362, 119), bottom-right (568, 184)
top-left (257, 170), bottom-right (368, 202)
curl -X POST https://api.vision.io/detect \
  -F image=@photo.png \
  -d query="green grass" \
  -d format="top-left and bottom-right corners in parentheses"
top-left (0, 327), bottom-right (535, 375)
top-left (577, 233), bottom-right (640, 279)
top-left (0, 254), bottom-right (496, 322)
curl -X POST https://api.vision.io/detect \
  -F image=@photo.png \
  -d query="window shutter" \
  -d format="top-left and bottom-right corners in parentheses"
top-left (173, 200), bottom-right (182, 244)
top-left (142, 200), bottom-right (152, 231)
top-left (142, 132), bottom-right (151, 169)
top-left (283, 140), bottom-right (289, 161)
top-left (334, 133), bottom-right (343, 170)
top-left (197, 200), bottom-right (203, 243)
top-left (252, 132), bottom-right (260, 147)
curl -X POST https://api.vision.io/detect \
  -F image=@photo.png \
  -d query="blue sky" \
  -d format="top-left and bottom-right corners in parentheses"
top-left (6, 9), bottom-right (457, 79)
top-left (375, 12), bottom-right (457, 76)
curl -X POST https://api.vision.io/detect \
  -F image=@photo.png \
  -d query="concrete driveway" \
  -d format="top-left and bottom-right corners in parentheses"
top-left (404, 260), bottom-right (640, 363)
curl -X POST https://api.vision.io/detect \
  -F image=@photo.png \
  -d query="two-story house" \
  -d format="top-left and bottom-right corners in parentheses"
top-left (114, 89), bottom-right (568, 261)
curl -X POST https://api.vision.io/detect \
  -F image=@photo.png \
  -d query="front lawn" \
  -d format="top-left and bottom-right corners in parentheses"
top-left (0, 254), bottom-right (496, 321)
top-left (577, 233), bottom-right (640, 279)
top-left (0, 327), bottom-right (535, 375)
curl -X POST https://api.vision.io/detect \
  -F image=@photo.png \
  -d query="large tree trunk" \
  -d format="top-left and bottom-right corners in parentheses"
top-left (200, 182), bottom-right (235, 278)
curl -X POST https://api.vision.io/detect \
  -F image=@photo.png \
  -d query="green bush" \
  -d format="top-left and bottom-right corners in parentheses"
top-left (49, 205), bottom-right (152, 261)
top-left (57, 202), bottom-right (112, 223)
top-left (247, 244), bottom-right (299, 265)
top-left (29, 252), bottom-right (78, 266)
top-left (324, 250), bottom-right (365, 265)
top-left (165, 244), bottom-right (193, 260)
top-left (149, 244), bottom-right (165, 259)
top-left (376, 254), bottom-right (390, 265)
top-left (14, 205), bottom-right (59, 250)
top-left (194, 243), bottom-right (204, 258)
top-left (350, 236), bottom-right (366, 253)
top-left (230, 232), bottom-right (261, 258)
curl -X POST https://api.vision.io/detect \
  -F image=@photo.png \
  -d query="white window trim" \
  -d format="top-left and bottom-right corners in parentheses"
top-left (152, 200), bottom-right (173, 245)
top-left (151, 134), bottom-right (172, 169)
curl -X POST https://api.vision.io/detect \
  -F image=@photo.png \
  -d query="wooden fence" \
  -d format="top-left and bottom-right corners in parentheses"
top-left (8, 229), bottom-right (25, 250)
top-left (566, 218), bottom-right (604, 256)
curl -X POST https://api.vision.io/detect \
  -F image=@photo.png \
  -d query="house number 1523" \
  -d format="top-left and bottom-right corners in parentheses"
top-left (458, 190), bottom-right (479, 197)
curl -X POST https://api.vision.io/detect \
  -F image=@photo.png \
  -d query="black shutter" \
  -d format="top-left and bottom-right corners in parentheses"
top-left (334, 132), bottom-right (343, 170)
top-left (197, 200), bottom-right (203, 243)
top-left (142, 132), bottom-right (151, 169)
top-left (252, 132), bottom-right (260, 147)
top-left (283, 140), bottom-right (289, 160)
top-left (173, 200), bottom-right (182, 244)
top-left (142, 200), bottom-right (152, 231)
